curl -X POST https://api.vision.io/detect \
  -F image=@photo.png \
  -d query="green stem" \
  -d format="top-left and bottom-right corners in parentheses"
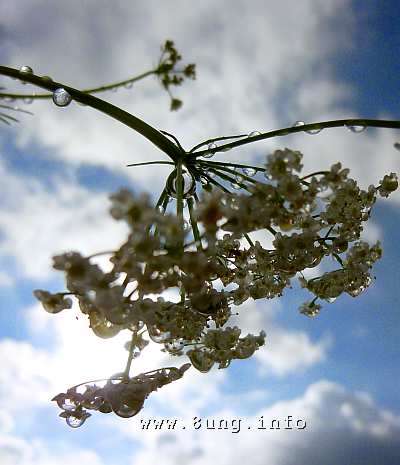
top-left (0, 69), bottom-right (156, 100)
top-left (0, 66), bottom-right (182, 162)
top-left (123, 331), bottom-right (138, 379)
top-left (197, 159), bottom-right (265, 172)
top-left (202, 166), bottom-right (251, 192)
top-left (301, 171), bottom-right (330, 180)
top-left (126, 160), bottom-right (175, 167)
top-left (187, 196), bottom-right (203, 250)
top-left (189, 133), bottom-right (248, 153)
top-left (187, 119), bottom-right (400, 159)
top-left (200, 161), bottom-right (258, 184)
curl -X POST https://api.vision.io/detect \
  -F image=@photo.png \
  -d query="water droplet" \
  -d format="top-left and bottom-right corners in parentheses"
top-left (41, 75), bottom-right (53, 82)
top-left (306, 127), bottom-right (322, 135)
top-left (165, 338), bottom-right (185, 353)
top-left (231, 182), bottom-right (241, 190)
top-left (346, 124), bottom-right (366, 133)
top-left (264, 171), bottom-right (273, 180)
top-left (157, 205), bottom-right (164, 213)
top-left (132, 348), bottom-right (141, 358)
top-left (66, 415), bottom-right (86, 428)
top-left (111, 86), bottom-right (118, 92)
top-left (19, 66), bottom-right (34, 85)
top-left (23, 96), bottom-right (33, 104)
top-left (149, 328), bottom-right (172, 343)
top-left (4, 97), bottom-right (15, 103)
top-left (293, 120), bottom-right (305, 128)
top-left (19, 65), bottom-right (33, 74)
top-left (247, 131), bottom-right (261, 138)
top-left (53, 88), bottom-right (72, 107)
top-left (220, 146), bottom-right (232, 152)
top-left (207, 170), bottom-right (216, 178)
top-left (124, 82), bottom-right (133, 89)
top-left (393, 142), bottom-right (400, 151)
top-left (169, 170), bottom-right (196, 198)
top-left (114, 400), bottom-right (144, 418)
top-left (243, 167), bottom-right (257, 176)
top-left (203, 142), bottom-right (217, 158)
top-left (326, 297), bottom-right (337, 303)
top-left (183, 219), bottom-right (190, 231)
top-left (235, 173), bottom-right (244, 183)
top-left (62, 399), bottom-right (77, 411)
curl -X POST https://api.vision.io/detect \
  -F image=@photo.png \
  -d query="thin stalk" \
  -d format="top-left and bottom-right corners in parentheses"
top-left (186, 119), bottom-right (400, 160)
top-left (189, 133), bottom-right (248, 153)
top-left (123, 331), bottom-right (138, 379)
top-left (0, 66), bottom-right (182, 162)
top-left (0, 104), bottom-right (34, 114)
top-left (127, 160), bottom-right (175, 167)
top-left (202, 165), bottom-right (251, 191)
top-left (0, 112), bottom-right (18, 123)
top-left (187, 196), bottom-right (203, 251)
top-left (196, 159), bottom-right (265, 172)
top-left (0, 69), bottom-right (156, 100)
top-left (199, 161), bottom-right (258, 184)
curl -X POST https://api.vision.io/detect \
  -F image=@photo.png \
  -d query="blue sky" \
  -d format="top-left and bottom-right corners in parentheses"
top-left (0, 1), bottom-right (399, 464)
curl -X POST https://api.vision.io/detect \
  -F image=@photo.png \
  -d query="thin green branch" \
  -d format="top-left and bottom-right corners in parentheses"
top-left (201, 165), bottom-right (251, 192)
top-left (0, 69), bottom-right (156, 101)
top-left (0, 103), bottom-right (34, 115)
top-left (196, 159), bottom-right (265, 172)
top-left (0, 66), bottom-right (182, 162)
top-left (160, 130), bottom-right (186, 153)
top-left (126, 160), bottom-right (175, 167)
top-left (187, 196), bottom-right (203, 251)
top-left (199, 161), bottom-right (258, 184)
top-left (189, 133), bottom-right (248, 153)
top-left (187, 119), bottom-right (400, 159)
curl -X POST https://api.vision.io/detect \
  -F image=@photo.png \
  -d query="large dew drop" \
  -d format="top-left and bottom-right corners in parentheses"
top-left (243, 167), bottom-right (257, 177)
top-left (306, 127), bottom-right (322, 135)
top-left (247, 131), bottom-right (261, 138)
top-left (19, 65), bottom-right (33, 74)
top-left (19, 65), bottom-right (34, 85)
top-left (52, 88), bottom-right (72, 107)
top-left (346, 124), bottom-right (366, 133)
top-left (203, 142), bottom-right (218, 158)
top-left (394, 142), bottom-right (400, 151)
top-left (66, 415), bottom-right (86, 428)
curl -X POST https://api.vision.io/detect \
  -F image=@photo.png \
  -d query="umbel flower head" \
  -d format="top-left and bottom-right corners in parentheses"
top-left (33, 148), bottom-right (398, 426)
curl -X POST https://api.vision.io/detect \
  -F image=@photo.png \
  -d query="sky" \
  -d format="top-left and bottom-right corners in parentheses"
top-left (0, 1), bottom-right (399, 464)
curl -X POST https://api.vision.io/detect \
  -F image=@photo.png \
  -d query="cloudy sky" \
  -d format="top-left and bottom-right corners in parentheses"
top-left (0, 0), bottom-right (399, 464)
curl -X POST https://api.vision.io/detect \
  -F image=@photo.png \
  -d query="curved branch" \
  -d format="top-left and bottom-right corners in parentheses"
top-left (0, 69), bottom-right (155, 100)
top-left (0, 66), bottom-right (182, 162)
top-left (187, 119), bottom-right (400, 159)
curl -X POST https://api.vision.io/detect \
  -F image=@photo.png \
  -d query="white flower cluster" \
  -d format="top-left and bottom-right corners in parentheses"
top-left (52, 363), bottom-right (191, 426)
top-left (33, 148), bottom-right (398, 424)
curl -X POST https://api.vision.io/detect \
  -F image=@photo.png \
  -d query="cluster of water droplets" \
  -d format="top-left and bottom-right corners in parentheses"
top-left (292, 120), bottom-right (322, 135)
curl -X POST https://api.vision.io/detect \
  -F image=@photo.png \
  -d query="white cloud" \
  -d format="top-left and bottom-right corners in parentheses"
top-left (0, 271), bottom-right (14, 287)
top-left (130, 380), bottom-right (400, 465)
top-left (229, 299), bottom-right (332, 376)
top-left (255, 326), bottom-right (332, 376)
top-left (0, 159), bottom-right (128, 281)
top-left (0, 435), bottom-right (105, 465)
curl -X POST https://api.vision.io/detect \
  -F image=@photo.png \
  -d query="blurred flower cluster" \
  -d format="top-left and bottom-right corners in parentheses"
top-left (34, 148), bottom-right (398, 425)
